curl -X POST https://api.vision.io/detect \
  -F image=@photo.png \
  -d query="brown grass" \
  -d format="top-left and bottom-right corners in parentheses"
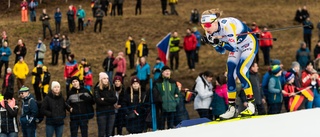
top-left (0, 0), bottom-right (320, 136)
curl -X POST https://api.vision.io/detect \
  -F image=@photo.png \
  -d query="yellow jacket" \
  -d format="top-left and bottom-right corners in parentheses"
top-left (137, 42), bottom-right (143, 57)
top-left (125, 40), bottom-right (131, 54)
top-left (31, 67), bottom-right (44, 84)
top-left (13, 61), bottom-right (29, 79)
top-left (78, 63), bottom-right (85, 81)
top-left (169, 0), bottom-right (178, 4)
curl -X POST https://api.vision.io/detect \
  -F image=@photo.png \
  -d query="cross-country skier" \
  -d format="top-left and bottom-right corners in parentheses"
top-left (201, 9), bottom-right (258, 119)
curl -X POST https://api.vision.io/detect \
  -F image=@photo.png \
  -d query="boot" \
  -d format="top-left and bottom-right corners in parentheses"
top-left (240, 101), bottom-right (255, 116)
top-left (219, 103), bottom-right (237, 120)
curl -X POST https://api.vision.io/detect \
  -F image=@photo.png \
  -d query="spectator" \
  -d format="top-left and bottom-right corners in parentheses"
top-left (249, 62), bottom-right (266, 115)
top-left (54, 8), bottom-right (62, 34)
top-left (0, 91), bottom-right (19, 137)
top-left (117, 0), bottom-right (124, 16)
top-left (94, 72), bottom-right (117, 137)
top-left (78, 58), bottom-right (88, 85)
top-left (103, 50), bottom-right (115, 84)
top-left (122, 77), bottom-right (147, 133)
top-left (296, 41), bottom-right (311, 70)
top-left (2, 68), bottom-right (14, 95)
top-left (84, 66), bottom-right (93, 92)
top-left (189, 9), bottom-right (200, 24)
top-left (34, 38), bottom-right (46, 67)
top-left (113, 52), bottom-right (126, 81)
top-left (21, 0), bottom-right (28, 23)
top-left (174, 82), bottom-right (189, 125)
top-left (67, 76), bottom-right (94, 137)
top-left (112, 76), bottom-right (126, 136)
top-left (1, 31), bottom-right (8, 47)
top-left (194, 71), bottom-right (214, 120)
top-left (67, 6), bottom-right (76, 33)
top-left (19, 86), bottom-right (38, 137)
top-left (28, 0), bottom-right (38, 22)
top-left (153, 66), bottom-right (180, 129)
top-left (110, 0), bottom-right (118, 16)
top-left (153, 57), bottom-right (164, 81)
top-left (169, 31), bottom-right (180, 71)
top-left (13, 57), bottom-right (29, 91)
top-left (301, 5), bottom-right (310, 22)
top-left (183, 28), bottom-right (197, 71)
top-left (301, 61), bottom-right (320, 108)
top-left (41, 81), bottom-right (70, 137)
top-left (168, 0), bottom-right (178, 15)
top-left (91, 0), bottom-right (99, 17)
top-left (40, 9), bottom-right (53, 40)
top-left (287, 61), bottom-right (301, 88)
top-left (31, 61), bottom-right (44, 101)
top-left (41, 66), bottom-right (50, 97)
top-left (160, 0), bottom-right (167, 15)
top-left (134, 57), bottom-right (150, 91)
top-left (0, 42), bottom-right (12, 78)
top-left (94, 5), bottom-right (105, 33)
top-left (267, 65), bottom-right (283, 114)
top-left (294, 7), bottom-right (303, 24)
top-left (314, 40), bottom-right (320, 59)
top-left (192, 27), bottom-right (201, 63)
top-left (317, 20), bottom-right (320, 39)
top-left (64, 54), bottom-right (79, 93)
top-left (259, 26), bottom-right (273, 66)
top-left (303, 17), bottom-right (314, 50)
top-left (211, 73), bottom-right (228, 120)
top-left (135, 0), bottom-right (141, 15)
top-left (283, 72), bottom-right (299, 112)
top-left (60, 34), bottom-right (71, 64)
top-left (77, 5), bottom-right (86, 31)
top-left (137, 38), bottom-right (149, 58)
top-left (13, 39), bottom-right (27, 63)
top-left (50, 34), bottom-right (61, 66)
top-left (100, 0), bottom-right (109, 15)
top-left (125, 36), bottom-right (136, 69)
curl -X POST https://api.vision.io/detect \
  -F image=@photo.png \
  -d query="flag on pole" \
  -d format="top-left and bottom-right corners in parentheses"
top-left (156, 33), bottom-right (171, 65)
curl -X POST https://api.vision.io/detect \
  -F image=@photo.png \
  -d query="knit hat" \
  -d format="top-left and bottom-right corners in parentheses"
top-left (99, 72), bottom-right (108, 81)
top-left (69, 54), bottom-right (75, 60)
top-left (271, 59), bottom-right (281, 65)
top-left (70, 76), bottom-right (80, 83)
top-left (4, 91), bottom-right (13, 100)
top-left (51, 81), bottom-right (60, 90)
top-left (6, 67), bottom-right (11, 72)
top-left (18, 56), bottom-right (23, 60)
top-left (113, 75), bottom-right (123, 83)
top-left (161, 66), bottom-right (171, 73)
top-left (81, 58), bottom-right (86, 61)
top-left (131, 76), bottom-right (140, 85)
top-left (156, 57), bottom-right (161, 61)
top-left (37, 61), bottom-right (43, 65)
top-left (285, 72), bottom-right (294, 82)
top-left (271, 65), bottom-right (281, 74)
top-left (19, 86), bottom-right (30, 93)
top-left (291, 61), bottom-right (300, 68)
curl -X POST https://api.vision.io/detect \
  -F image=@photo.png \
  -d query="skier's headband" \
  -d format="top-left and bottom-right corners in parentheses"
top-left (201, 14), bottom-right (217, 23)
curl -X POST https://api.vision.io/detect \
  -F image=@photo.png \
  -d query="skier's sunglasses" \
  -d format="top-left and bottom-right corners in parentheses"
top-left (201, 19), bottom-right (216, 28)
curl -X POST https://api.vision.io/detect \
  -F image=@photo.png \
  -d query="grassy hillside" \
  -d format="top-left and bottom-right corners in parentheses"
top-left (0, 0), bottom-right (320, 136)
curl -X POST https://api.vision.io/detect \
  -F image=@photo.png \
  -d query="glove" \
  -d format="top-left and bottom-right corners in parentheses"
top-left (214, 46), bottom-right (225, 54)
top-left (213, 38), bottom-right (220, 45)
top-left (201, 36), bottom-right (213, 45)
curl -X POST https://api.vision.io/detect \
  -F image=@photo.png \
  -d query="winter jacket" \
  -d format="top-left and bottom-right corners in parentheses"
top-left (169, 37), bottom-right (180, 52)
top-left (0, 99), bottom-right (18, 133)
top-left (153, 77), bottom-right (180, 112)
top-left (301, 70), bottom-right (320, 88)
top-left (136, 63), bottom-right (150, 81)
top-left (42, 71), bottom-right (51, 85)
top-left (93, 84), bottom-right (117, 116)
top-left (28, 0), bottom-right (38, 10)
top-left (259, 31), bottom-right (273, 47)
top-left (296, 48), bottom-right (311, 69)
top-left (268, 75), bottom-right (283, 104)
top-left (13, 44), bottom-right (27, 58)
top-left (20, 94), bottom-right (38, 126)
top-left (193, 30), bottom-right (202, 48)
top-left (249, 71), bottom-right (264, 105)
top-left (194, 76), bottom-right (213, 110)
top-left (64, 60), bottom-right (79, 79)
top-left (20, 1), bottom-right (28, 9)
top-left (95, 9), bottom-right (105, 20)
top-left (102, 56), bottom-right (115, 72)
top-left (153, 62), bottom-right (165, 80)
top-left (0, 46), bottom-right (11, 61)
top-left (84, 71), bottom-right (93, 86)
top-left (125, 40), bottom-right (136, 55)
top-left (41, 91), bottom-right (70, 126)
top-left (67, 86), bottom-right (94, 120)
top-left (211, 84), bottom-right (228, 116)
top-left (183, 34), bottom-right (197, 51)
top-left (2, 73), bottom-right (14, 89)
top-left (137, 43), bottom-right (149, 57)
top-left (67, 10), bottom-right (75, 20)
top-left (50, 38), bottom-right (61, 52)
top-left (40, 13), bottom-right (51, 25)
top-left (113, 58), bottom-right (126, 74)
top-left (31, 66), bottom-right (43, 85)
top-left (13, 61), bottom-right (29, 79)
top-left (35, 42), bottom-right (46, 60)
top-left (54, 12), bottom-right (62, 23)
top-left (78, 63), bottom-right (87, 81)
top-left (60, 39), bottom-right (71, 54)
top-left (76, 9), bottom-right (86, 19)
top-left (303, 20), bottom-right (314, 34)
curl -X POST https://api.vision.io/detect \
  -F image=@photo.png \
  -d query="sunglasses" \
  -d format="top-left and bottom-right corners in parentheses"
top-left (201, 19), bottom-right (217, 28)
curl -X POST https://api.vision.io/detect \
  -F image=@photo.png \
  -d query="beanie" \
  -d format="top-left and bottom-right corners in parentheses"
top-left (113, 75), bottom-right (123, 83)
top-left (131, 76), bottom-right (140, 85)
top-left (69, 54), bottom-right (75, 60)
top-left (4, 91), bottom-right (13, 100)
top-left (291, 61), bottom-right (300, 69)
top-left (99, 72), bottom-right (108, 81)
top-left (51, 81), bottom-right (61, 90)
top-left (285, 72), bottom-right (294, 82)
top-left (37, 61), bottom-right (43, 65)
top-left (161, 66), bottom-right (171, 73)
top-left (271, 65), bottom-right (281, 74)
top-left (6, 67), bottom-right (11, 72)
top-left (271, 59), bottom-right (281, 65)
top-left (19, 86), bottom-right (30, 93)
top-left (70, 76), bottom-right (80, 83)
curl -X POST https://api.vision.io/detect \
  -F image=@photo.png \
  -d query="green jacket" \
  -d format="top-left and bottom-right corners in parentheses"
top-left (169, 37), bottom-right (180, 52)
top-left (153, 77), bottom-right (180, 112)
top-left (77, 9), bottom-right (86, 19)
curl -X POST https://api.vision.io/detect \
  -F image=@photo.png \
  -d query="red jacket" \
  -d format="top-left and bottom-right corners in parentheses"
top-left (283, 83), bottom-right (302, 97)
top-left (259, 31), bottom-right (273, 47)
top-left (84, 72), bottom-right (93, 86)
top-left (301, 70), bottom-right (320, 88)
top-left (64, 61), bottom-right (79, 79)
top-left (183, 34), bottom-right (197, 51)
top-left (113, 57), bottom-right (126, 74)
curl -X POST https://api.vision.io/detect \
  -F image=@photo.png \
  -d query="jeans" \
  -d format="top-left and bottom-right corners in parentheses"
top-left (43, 24), bottom-right (53, 39)
top-left (78, 18), bottom-right (84, 31)
top-left (185, 50), bottom-right (195, 69)
top-left (0, 132), bottom-right (18, 137)
top-left (106, 71), bottom-right (113, 85)
top-left (196, 109), bottom-right (212, 120)
top-left (30, 10), bottom-right (36, 22)
top-left (46, 124), bottom-right (64, 137)
top-left (55, 21), bottom-right (61, 34)
top-left (170, 51), bottom-right (179, 70)
top-left (51, 51), bottom-right (59, 65)
top-left (94, 19), bottom-right (103, 32)
top-left (97, 114), bottom-right (115, 137)
top-left (260, 46), bottom-right (271, 65)
top-left (22, 123), bottom-right (36, 137)
top-left (70, 119), bottom-right (88, 137)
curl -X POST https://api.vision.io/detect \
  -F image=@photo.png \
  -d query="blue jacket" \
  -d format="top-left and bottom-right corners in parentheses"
top-left (296, 48), bottom-right (310, 69)
top-left (136, 63), bottom-right (150, 80)
top-left (193, 30), bottom-right (202, 47)
top-left (20, 94), bottom-right (38, 126)
top-left (50, 38), bottom-right (61, 52)
top-left (0, 47), bottom-right (11, 61)
top-left (153, 62), bottom-right (164, 80)
top-left (267, 76), bottom-right (283, 104)
top-left (303, 20), bottom-right (313, 34)
top-left (77, 9), bottom-right (86, 19)
top-left (262, 71), bottom-right (286, 96)
top-left (54, 12), bottom-right (62, 23)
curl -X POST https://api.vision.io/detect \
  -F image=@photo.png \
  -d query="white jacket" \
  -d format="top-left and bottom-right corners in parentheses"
top-left (194, 76), bottom-right (213, 110)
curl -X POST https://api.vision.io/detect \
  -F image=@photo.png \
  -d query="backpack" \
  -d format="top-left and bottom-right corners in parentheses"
top-left (28, 98), bottom-right (44, 124)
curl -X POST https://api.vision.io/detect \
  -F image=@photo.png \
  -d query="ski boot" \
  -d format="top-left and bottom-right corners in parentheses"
top-left (219, 103), bottom-right (237, 120)
top-left (240, 101), bottom-right (255, 116)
